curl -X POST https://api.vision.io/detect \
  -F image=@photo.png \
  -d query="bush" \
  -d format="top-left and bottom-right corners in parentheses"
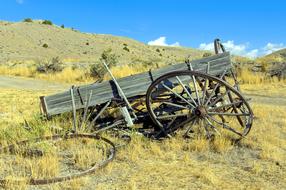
top-left (90, 63), bottom-right (104, 79)
top-left (130, 58), bottom-right (161, 68)
top-left (123, 46), bottom-right (130, 52)
top-left (42, 20), bottom-right (53, 25)
top-left (203, 52), bottom-right (212, 57)
top-left (42, 43), bottom-right (49, 48)
top-left (89, 49), bottom-right (118, 79)
top-left (61, 24), bottom-right (65, 28)
top-left (36, 57), bottom-right (64, 73)
top-left (23, 18), bottom-right (33, 22)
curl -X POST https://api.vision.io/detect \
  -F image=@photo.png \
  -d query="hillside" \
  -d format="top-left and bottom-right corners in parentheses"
top-left (269, 48), bottom-right (286, 59)
top-left (0, 20), bottom-right (204, 66)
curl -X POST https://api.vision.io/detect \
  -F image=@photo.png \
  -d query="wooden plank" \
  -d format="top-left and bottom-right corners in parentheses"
top-left (41, 52), bottom-right (232, 117)
top-left (45, 57), bottom-right (230, 106)
top-left (44, 61), bottom-right (230, 112)
top-left (44, 62), bottom-right (232, 116)
top-left (46, 63), bottom-right (230, 112)
top-left (46, 66), bottom-right (231, 116)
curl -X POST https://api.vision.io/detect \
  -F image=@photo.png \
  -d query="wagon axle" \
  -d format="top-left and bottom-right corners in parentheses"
top-left (194, 106), bottom-right (208, 118)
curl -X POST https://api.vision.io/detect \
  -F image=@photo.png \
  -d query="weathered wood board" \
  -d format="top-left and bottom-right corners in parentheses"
top-left (40, 52), bottom-right (232, 117)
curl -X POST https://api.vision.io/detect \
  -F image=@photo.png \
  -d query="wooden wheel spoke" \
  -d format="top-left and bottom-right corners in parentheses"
top-left (202, 78), bottom-right (208, 104)
top-left (201, 63), bottom-right (210, 104)
top-left (202, 119), bottom-right (212, 138)
top-left (161, 83), bottom-right (196, 109)
top-left (204, 70), bottom-right (227, 106)
top-left (204, 117), bottom-right (221, 135)
top-left (188, 63), bottom-right (201, 105)
top-left (176, 76), bottom-right (198, 106)
top-left (168, 115), bottom-right (196, 134)
top-left (208, 89), bottom-right (230, 107)
top-left (182, 116), bottom-right (197, 137)
top-left (208, 100), bottom-right (244, 111)
top-left (207, 115), bottom-right (242, 137)
top-left (162, 101), bottom-right (189, 109)
top-left (157, 113), bottom-right (189, 120)
top-left (207, 112), bottom-right (249, 117)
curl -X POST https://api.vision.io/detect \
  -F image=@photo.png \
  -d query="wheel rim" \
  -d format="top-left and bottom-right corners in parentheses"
top-left (146, 70), bottom-right (254, 139)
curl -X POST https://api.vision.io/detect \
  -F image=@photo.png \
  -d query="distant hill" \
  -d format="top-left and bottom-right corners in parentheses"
top-left (268, 48), bottom-right (286, 61)
top-left (0, 20), bottom-right (205, 66)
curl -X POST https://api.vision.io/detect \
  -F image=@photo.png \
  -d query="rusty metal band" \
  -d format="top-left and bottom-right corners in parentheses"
top-left (0, 133), bottom-right (116, 186)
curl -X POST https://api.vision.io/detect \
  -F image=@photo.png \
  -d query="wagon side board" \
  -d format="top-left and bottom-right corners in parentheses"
top-left (41, 52), bottom-right (232, 117)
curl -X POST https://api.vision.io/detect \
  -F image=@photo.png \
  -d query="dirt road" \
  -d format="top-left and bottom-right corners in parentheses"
top-left (243, 85), bottom-right (286, 107)
top-left (0, 75), bottom-right (68, 90)
top-left (0, 75), bottom-right (285, 106)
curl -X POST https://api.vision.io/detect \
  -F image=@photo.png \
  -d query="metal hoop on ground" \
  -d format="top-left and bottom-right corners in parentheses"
top-left (0, 133), bottom-right (115, 186)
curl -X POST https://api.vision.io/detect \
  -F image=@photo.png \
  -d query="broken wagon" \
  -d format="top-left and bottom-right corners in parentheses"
top-left (40, 39), bottom-right (254, 139)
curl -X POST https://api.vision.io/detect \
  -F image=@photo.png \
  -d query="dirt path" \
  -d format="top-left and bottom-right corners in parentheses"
top-left (245, 92), bottom-right (286, 107)
top-left (243, 85), bottom-right (286, 107)
top-left (0, 75), bottom-right (69, 90)
top-left (0, 75), bottom-right (285, 106)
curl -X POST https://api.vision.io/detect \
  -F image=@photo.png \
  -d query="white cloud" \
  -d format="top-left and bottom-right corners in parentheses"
top-left (16, 0), bottom-right (24, 4)
top-left (199, 40), bottom-right (256, 57)
top-left (148, 37), bottom-right (180, 47)
top-left (263, 43), bottom-right (285, 55)
top-left (199, 40), bottom-right (285, 58)
top-left (245, 49), bottom-right (259, 58)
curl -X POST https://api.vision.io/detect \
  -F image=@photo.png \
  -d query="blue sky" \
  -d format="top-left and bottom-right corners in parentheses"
top-left (1, 0), bottom-right (285, 57)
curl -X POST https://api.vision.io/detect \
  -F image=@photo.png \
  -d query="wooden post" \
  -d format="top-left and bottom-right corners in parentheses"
top-left (70, 87), bottom-right (77, 133)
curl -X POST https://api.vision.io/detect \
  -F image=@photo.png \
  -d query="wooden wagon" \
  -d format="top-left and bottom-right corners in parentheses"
top-left (40, 39), bottom-right (254, 139)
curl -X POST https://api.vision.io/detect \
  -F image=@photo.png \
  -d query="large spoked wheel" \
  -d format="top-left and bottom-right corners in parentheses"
top-left (146, 70), bottom-right (254, 140)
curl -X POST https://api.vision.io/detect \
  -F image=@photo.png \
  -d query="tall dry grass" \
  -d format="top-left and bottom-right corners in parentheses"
top-left (0, 65), bottom-right (93, 84)
top-left (237, 67), bottom-right (284, 85)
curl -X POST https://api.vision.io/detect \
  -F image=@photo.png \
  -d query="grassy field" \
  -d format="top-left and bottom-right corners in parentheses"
top-left (0, 69), bottom-right (285, 190)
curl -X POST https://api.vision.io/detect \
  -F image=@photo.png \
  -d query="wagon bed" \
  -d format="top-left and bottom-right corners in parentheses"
top-left (40, 52), bottom-right (231, 117)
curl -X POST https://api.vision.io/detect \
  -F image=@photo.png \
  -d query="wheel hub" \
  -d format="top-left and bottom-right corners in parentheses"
top-left (194, 106), bottom-right (207, 118)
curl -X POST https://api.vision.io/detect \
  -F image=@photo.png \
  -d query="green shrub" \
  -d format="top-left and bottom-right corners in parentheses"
top-left (23, 18), bottom-right (33, 22)
top-left (90, 49), bottom-right (118, 79)
top-left (90, 63), bottom-right (104, 79)
top-left (130, 58), bottom-right (161, 68)
top-left (42, 20), bottom-right (53, 25)
top-left (61, 24), bottom-right (65, 28)
top-left (123, 46), bottom-right (130, 52)
top-left (36, 57), bottom-right (64, 73)
top-left (203, 52), bottom-right (212, 57)
top-left (42, 43), bottom-right (49, 48)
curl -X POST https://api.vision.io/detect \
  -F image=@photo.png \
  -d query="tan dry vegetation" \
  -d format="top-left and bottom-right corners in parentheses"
top-left (0, 21), bottom-right (203, 67)
top-left (0, 74), bottom-right (285, 189)
top-left (0, 65), bottom-right (92, 84)
top-left (0, 46), bottom-right (285, 189)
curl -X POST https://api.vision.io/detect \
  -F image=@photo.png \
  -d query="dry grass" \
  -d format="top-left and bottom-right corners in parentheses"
top-left (0, 63), bottom-right (159, 84)
top-left (0, 65), bottom-right (93, 84)
top-left (238, 67), bottom-right (284, 85)
top-left (0, 66), bottom-right (285, 189)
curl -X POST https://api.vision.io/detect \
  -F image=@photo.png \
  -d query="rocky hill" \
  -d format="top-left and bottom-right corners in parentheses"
top-left (0, 20), bottom-right (204, 66)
